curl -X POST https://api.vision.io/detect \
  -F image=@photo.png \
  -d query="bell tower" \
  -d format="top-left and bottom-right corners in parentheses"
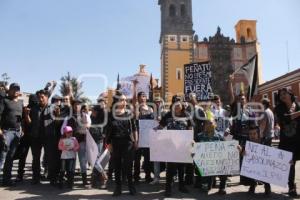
top-left (158, 0), bottom-right (194, 102)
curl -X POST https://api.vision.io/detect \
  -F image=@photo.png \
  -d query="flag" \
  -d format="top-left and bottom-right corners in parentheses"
top-left (237, 54), bottom-right (258, 101)
top-left (149, 73), bottom-right (154, 102)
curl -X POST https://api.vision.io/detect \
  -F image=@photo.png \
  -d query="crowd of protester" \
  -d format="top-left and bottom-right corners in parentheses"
top-left (0, 76), bottom-right (299, 198)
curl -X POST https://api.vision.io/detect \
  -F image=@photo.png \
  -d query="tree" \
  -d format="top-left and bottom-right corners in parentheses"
top-left (1, 73), bottom-right (10, 86)
top-left (60, 72), bottom-right (84, 99)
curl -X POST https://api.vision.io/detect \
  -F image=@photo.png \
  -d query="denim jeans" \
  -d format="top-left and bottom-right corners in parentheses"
top-left (1, 130), bottom-right (21, 182)
top-left (78, 141), bottom-right (87, 173)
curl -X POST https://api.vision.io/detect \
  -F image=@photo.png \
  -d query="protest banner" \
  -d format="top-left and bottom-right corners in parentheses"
top-left (138, 120), bottom-right (159, 148)
top-left (193, 140), bottom-right (240, 176)
top-left (240, 141), bottom-right (293, 187)
top-left (184, 62), bottom-right (213, 101)
top-left (149, 130), bottom-right (193, 163)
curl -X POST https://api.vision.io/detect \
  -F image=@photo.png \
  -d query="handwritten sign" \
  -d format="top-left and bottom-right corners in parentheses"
top-left (149, 130), bottom-right (193, 163)
top-left (138, 120), bottom-right (159, 148)
top-left (193, 141), bottom-right (240, 176)
top-left (240, 141), bottom-right (293, 187)
top-left (184, 62), bottom-right (213, 101)
top-left (120, 75), bottom-right (150, 99)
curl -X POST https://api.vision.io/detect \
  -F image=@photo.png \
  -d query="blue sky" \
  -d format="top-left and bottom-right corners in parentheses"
top-left (0, 0), bottom-right (299, 100)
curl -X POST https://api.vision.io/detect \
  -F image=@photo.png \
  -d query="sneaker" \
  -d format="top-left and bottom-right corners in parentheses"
top-left (164, 189), bottom-right (172, 197)
top-left (288, 189), bottom-right (298, 197)
top-left (150, 178), bottom-right (159, 185)
top-left (145, 176), bottom-right (153, 183)
top-left (129, 185), bottom-right (136, 195)
top-left (248, 185), bottom-right (256, 194)
top-left (113, 185), bottom-right (122, 196)
top-left (179, 185), bottom-right (189, 193)
top-left (265, 185), bottom-right (271, 196)
top-left (2, 180), bottom-right (17, 187)
top-left (15, 176), bottom-right (23, 183)
top-left (218, 189), bottom-right (227, 195)
top-left (31, 179), bottom-right (41, 185)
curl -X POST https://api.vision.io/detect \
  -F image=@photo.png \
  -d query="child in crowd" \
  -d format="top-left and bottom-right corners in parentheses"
top-left (238, 124), bottom-right (271, 196)
top-left (195, 117), bottom-right (227, 195)
top-left (58, 126), bottom-right (80, 189)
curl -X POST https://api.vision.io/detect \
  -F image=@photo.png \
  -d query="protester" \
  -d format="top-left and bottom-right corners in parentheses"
top-left (259, 98), bottom-right (274, 146)
top-left (275, 88), bottom-right (300, 197)
top-left (90, 101), bottom-right (108, 189)
top-left (195, 117), bottom-right (227, 195)
top-left (211, 95), bottom-right (231, 138)
top-left (156, 95), bottom-right (192, 197)
top-left (58, 126), bottom-right (80, 189)
top-left (38, 89), bottom-right (62, 186)
top-left (185, 93), bottom-right (206, 186)
top-left (237, 124), bottom-right (271, 196)
top-left (65, 99), bottom-right (91, 186)
top-left (106, 91), bottom-right (138, 196)
top-left (228, 75), bottom-right (255, 145)
top-left (133, 91), bottom-right (154, 184)
top-left (14, 95), bottom-right (38, 183)
top-left (0, 83), bottom-right (23, 186)
top-left (150, 97), bottom-right (166, 185)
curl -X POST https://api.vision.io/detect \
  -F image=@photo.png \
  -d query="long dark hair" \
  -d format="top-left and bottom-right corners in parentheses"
top-left (275, 88), bottom-right (296, 121)
top-left (277, 88), bottom-right (296, 105)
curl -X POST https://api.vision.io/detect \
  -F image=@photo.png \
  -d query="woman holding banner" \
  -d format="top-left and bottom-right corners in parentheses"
top-left (106, 91), bottom-right (138, 196)
top-left (275, 88), bottom-right (300, 197)
top-left (156, 95), bottom-right (192, 197)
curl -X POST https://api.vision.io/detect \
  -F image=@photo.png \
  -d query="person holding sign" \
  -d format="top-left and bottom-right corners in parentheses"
top-left (238, 124), bottom-right (271, 196)
top-left (155, 95), bottom-right (192, 197)
top-left (275, 88), bottom-right (300, 197)
top-left (194, 117), bottom-right (227, 195)
top-left (106, 91), bottom-right (138, 196)
top-left (133, 91), bottom-right (154, 184)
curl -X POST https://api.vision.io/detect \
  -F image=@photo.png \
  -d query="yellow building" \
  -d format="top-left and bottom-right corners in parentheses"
top-left (158, 0), bottom-right (194, 103)
top-left (158, 0), bottom-right (263, 104)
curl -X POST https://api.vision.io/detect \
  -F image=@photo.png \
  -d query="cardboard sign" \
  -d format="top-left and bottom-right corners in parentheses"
top-left (184, 62), bottom-right (213, 101)
top-left (241, 141), bottom-right (293, 187)
top-left (138, 120), bottom-right (159, 148)
top-left (193, 140), bottom-right (240, 176)
top-left (149, 130), bottom-right (194, 163)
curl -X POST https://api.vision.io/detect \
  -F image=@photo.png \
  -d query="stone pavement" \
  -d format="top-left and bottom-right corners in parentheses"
top-left (0, 156), bottom-right (299, 200)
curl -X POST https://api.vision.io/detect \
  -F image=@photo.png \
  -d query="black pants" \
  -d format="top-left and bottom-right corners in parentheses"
top-left (31, 138), bottom-right (43, 180)
top-left (289, 161), bottom-right (296, 189)
top-left (134, 148), bottom-right (152, 180)
top-left (166, 163), bottom-right (185, 190)
top-left (44, 137), bottom-right (61, 183)
top-left (59, 159), bottom-right (75, 186)
top-left (185, 164), bottom-right (194, 183)
top-left (15, 136), bottom-right (30, 178)
top-left (112, 139), bottom-right (134, 186)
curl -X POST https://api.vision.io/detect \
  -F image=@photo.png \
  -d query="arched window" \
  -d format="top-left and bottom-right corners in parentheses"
top-left (180, 4), bottom-right (186, 17)
top-left (169, 4), bottom-right (176, 17)
top-left (247, 28), bottom-right (252, 39)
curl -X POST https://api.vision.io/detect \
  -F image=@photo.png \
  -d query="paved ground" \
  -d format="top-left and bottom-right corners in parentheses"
top-left (0, 153), bottom-right (299, 200)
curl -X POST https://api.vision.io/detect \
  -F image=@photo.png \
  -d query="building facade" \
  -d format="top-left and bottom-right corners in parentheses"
top-left (158, 0), bottom-right (263, 105)
top-left (255, 68), bottom-right (300, 109)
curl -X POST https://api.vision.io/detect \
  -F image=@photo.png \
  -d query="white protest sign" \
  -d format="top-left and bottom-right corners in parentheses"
top-left (138, 120), bottom-right (159, 148)
top-left (241, 141), bottom-right (293, 187)
top-left (149, 130), bottom-right (194, 163)
top-left (86, 130), bottom-right (99, 169)
top-left (121, 75), bottom-right (150, 99)
top-left (193, 140), bottom-right (240, 176)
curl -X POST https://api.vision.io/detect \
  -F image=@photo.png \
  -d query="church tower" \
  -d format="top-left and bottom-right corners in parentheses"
top-left (158, 0), bottom-right (194, 102)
